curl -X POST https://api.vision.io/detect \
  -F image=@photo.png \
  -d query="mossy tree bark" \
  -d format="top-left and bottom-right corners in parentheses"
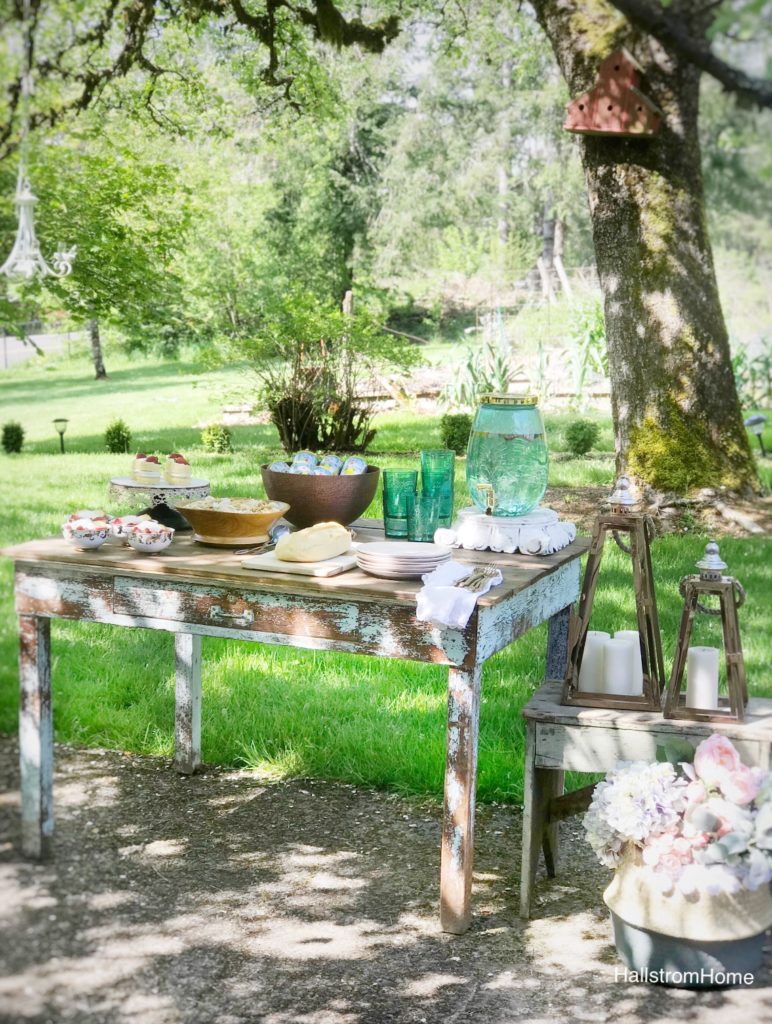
top-left (531, 0), bottom-right (759, 494)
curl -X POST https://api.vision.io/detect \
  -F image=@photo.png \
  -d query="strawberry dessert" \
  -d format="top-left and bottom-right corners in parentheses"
top-left (165, 452), bottom-right (192, 483)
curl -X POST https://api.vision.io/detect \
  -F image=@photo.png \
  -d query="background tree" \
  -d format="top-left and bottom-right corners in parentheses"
top-left (529, 0), bottom-right (761, 491)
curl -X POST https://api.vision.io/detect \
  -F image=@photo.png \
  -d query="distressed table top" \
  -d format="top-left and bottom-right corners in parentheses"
top-left (524, 681), bottom-right (772, 741)
top-left (3, 520), bottom-right (589, 610)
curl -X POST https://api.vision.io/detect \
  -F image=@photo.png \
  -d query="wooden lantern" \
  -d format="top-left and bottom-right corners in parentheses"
top-left (561, 477), bottom-right (665, 710)
top-left (564, 49), bottom-right (662, 138)
top-left (663, 541), bottom-right (748, 723)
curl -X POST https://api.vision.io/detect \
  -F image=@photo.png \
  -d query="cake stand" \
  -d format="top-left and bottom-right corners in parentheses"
top-left (107, 477), bottom-right (211, 531)
top-left (434, 507), bottom-right (576, 555)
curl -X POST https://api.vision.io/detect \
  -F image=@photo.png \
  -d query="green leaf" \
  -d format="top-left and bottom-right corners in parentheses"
top-left (656, 738), bottom-right (696, 765)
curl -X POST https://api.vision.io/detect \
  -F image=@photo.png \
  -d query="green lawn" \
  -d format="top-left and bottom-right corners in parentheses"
top-left (1, 351), bottom-right (770, 804)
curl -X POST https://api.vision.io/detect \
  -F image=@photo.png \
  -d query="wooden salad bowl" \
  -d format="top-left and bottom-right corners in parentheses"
top-left (176, 499), bottom-right (290, 546)
top-left (261, 464), bottom-right (379, 529)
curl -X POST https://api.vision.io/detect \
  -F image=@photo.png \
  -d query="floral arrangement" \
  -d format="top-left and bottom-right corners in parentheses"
top-left (584, 735), bottom-right (772, 896)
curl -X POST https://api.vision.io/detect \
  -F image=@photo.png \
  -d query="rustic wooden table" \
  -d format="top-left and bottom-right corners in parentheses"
top-left (520, 680), bottom-right (772, 920)
top-left (4, 521), bottom-right (588, 934)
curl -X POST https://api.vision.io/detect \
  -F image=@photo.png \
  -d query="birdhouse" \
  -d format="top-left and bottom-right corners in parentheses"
top-left (564, 49), bottom-right (662, 138)
top-left (561, 477), bottom-right (666, 711)
top-left (662, 542), bottom-right (748, 724)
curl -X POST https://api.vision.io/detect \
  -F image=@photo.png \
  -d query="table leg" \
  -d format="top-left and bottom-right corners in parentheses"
top-left (440, 662), bottom-right (482, 935)
top-left (18, 615), bottom-right (53, 858)
top-left (545, 604), bottom-right (571, 682)
top-left (174, 633), bottom-right (202, 775)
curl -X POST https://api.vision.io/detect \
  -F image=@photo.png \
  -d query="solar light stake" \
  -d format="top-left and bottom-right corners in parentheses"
top-left (744, 414), bottom-right (767, 457)
top-left (53, 418), bottom-right (68, 454)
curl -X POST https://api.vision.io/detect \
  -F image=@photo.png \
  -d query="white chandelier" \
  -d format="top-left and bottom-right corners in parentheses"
top-left (1, 4), bottom-right (76, 281)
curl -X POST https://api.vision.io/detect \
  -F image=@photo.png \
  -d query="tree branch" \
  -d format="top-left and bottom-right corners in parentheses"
top-left (608, 0), bottom-right (772, 108)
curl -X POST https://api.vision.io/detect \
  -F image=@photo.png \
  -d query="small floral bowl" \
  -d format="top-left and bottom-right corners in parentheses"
top-left (126, 521), bottom-right (174, 554)
top-left (62, 518), bottom-right (111, 550)
top-left (111, 514), bottom-right (151, 544)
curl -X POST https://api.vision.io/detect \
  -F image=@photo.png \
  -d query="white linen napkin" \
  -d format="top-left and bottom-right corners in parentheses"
top-left (415, 561), bottom-right (503, 630)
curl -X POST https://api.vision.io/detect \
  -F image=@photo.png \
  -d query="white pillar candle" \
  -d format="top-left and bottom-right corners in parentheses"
top-left (578, 630), bottom-right (610, 693)
top-left (614, 630), bottom-right (644, 696)
top-left (686, 646), bottom-right (720, 710)
top-left (602, 637), bottom-right (637, 696)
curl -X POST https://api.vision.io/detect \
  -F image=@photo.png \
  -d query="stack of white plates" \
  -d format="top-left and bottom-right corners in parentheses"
top-left (356, 541), bottom-right (452, 579)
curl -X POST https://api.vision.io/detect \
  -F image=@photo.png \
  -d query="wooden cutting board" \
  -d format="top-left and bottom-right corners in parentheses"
top-left (241, 550), bottom-right (358, 577)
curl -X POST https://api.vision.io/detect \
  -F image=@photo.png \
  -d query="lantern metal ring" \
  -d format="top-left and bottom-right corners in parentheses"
top-left (679, 576), bottom-right (745, 616)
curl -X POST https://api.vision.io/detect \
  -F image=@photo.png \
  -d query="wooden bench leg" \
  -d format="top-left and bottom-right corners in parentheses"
top-left (541, 768), bottom-right (564, 877)
top-left (174, 633), bottom-right (202, 775)
top-left (440, 662), bottom-right (482, 934)
top-left (18, 615), bottom-right (53, 858)
top-left (520, 718), bottom-right (541, 917)
top-left (520, 723), bottom-right (564, 917)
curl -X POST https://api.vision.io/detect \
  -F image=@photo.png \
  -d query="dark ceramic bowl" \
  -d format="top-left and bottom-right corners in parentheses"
top-left (260, 464), bottom-right (380, 529)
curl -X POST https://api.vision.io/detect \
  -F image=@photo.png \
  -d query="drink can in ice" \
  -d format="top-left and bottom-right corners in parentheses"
top-left (311, 466), bottom-right (334, 476)
top-left (269, 461), bottom-right (290, 473)
top-left (289, 463), bottom-right (312, 475)
top-left (319, 454), bottom-right (343, 473)
top-left (341, 456), bottom-right (367, 476)
top-left (292, 450), bottom-right (318, 468)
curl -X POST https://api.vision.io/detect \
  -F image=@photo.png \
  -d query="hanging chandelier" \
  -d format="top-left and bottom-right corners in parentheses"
top-left (1, 3), bottom-right (76, 281)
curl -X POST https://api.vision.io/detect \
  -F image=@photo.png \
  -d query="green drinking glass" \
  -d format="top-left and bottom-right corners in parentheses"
top-left (420, 448), bottom-right (455, 523)
top-left (406, 492), bottom-right (443, 543)
top-left (383, 469), bottom-right (418, 538)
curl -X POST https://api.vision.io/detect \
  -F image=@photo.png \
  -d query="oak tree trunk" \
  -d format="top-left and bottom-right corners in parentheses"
top-left (531, 0), bottom-right (758, 493)
top-left (88, 318), bottom-right (107, 380)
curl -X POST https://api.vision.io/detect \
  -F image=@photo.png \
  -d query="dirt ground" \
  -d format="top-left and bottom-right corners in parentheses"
top-left (1, 739), bottom-right (770, 1024)
top-left (545, 484), bottom-right (772, 539)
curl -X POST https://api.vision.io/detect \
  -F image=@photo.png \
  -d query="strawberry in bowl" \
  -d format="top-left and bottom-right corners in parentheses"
top-left (125, 519), bottom-right (174, 554)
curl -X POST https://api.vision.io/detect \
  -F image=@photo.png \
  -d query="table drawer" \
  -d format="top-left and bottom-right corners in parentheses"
top-left (113, 576), bottom-right (356, 637)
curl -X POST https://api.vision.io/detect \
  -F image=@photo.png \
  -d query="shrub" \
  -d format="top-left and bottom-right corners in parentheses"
top-left (201, 424), bottom-right (232, 453)
top-left (104, 419), bottom-right (132, 454)
top-left (234, 289), bottom-right (417, 454)
top-left (564, 419), bottom-right (600, 457)
top-left (441, 413), bottom-right (472, 454)
top-left (2, 421), bottom-right (24, 454)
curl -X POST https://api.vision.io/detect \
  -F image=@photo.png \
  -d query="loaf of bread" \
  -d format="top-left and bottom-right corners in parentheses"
top-left (274, 521), bottom-right (352, 562)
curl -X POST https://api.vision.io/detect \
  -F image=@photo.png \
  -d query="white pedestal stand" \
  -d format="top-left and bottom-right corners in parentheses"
top-left (108, 477), bottom-right (211, 531)
top-left (435, 507), bottom-right (576, 555)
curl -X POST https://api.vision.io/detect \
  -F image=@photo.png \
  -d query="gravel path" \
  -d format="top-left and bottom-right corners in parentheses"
top-left (1, 738), bottom-right (769, 1024)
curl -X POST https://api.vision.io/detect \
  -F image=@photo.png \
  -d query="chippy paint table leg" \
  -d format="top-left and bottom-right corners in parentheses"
top-left (440, 662), bottom-right (482, 934)
top-left (174, 633), bottom-right (202, 775)
top-left (18, 615), bottom-right (53, 858)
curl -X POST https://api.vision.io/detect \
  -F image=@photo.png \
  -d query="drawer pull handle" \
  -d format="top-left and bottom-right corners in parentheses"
top-left (209, 605), bottom-right (254, 627)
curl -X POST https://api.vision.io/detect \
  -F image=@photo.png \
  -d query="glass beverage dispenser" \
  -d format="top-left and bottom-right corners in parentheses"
top-left (466, 393), bottom-right (548, 516)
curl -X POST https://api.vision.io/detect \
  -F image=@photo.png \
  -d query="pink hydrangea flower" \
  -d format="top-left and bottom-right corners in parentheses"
top-left (685, 780), bottom-right (706, 805)
top-left (693, 735), bottom-right (742, 790)
top-left (721, 765), bottom-right (760, 806)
